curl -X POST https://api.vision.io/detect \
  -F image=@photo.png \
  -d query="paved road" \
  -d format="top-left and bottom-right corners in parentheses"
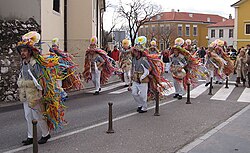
top-left (0, 74), bottom-right (249, 153)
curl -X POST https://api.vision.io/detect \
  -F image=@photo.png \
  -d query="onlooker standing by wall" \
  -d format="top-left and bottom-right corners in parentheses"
top-left (111, 45), bottom-right (120, 61)
top-left (235, 48), bottom-right (247, 87)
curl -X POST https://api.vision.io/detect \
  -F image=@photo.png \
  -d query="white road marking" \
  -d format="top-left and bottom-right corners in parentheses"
top-left (198, 79), bottom-right (235, 84)
top-left (4, 99), bottom-right (178, 153)
top-left (88, 82), bottom-right (124, 93)
top-left (183, 84), bottom-right (208, 98)
top-left (109, 88), bottom-right (128, 94)
top-left (237, 88), bottom-right (250, 103)
top-left (210, 85), bottom-right (235, 101)
top-left (176, 104), bottom-right (250, 153)
top-left (162, 87), bottom-right (175, 96)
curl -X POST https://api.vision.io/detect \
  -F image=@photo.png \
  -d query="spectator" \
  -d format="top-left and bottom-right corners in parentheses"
top-left (161, 49), bottom-right (170, 73)
top-left (111, 45), bottom-right (120, 61)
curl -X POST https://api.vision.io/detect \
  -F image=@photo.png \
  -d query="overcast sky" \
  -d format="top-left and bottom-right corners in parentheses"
top-left (103, 0), bottom-right (238, 30)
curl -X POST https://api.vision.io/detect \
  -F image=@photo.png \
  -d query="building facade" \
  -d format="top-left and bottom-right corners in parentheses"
top-left (0, 0), bottom-right (106, 71)
top-left (138, 11), bottom-right (227, 50)
top-left (207, 19), bottom-right (235, 47)
top-left (232, 0), bottom-right (250, 49)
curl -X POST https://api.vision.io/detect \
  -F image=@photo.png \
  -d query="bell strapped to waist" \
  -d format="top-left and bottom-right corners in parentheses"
top-left (132, 71), bottom-right (149, 83)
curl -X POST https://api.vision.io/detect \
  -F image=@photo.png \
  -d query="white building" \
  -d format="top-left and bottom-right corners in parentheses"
top-left (207, 19), bottom-right (235, 47)
top-left (0, 0), bottom-right (106, 71)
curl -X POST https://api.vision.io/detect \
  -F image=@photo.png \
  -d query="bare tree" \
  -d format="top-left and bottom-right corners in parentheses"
top-left (102, 1), bottom-right (118, 49)
top-left (159, 23), bottom-right (177, 48)
top-left (117, 0), bottom-right (162, 46)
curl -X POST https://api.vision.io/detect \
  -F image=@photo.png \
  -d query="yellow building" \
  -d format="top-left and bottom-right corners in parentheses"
top-left (232, 0), bottom-right (250, 49)
top-left (139, 11), bottom-right (227, 50)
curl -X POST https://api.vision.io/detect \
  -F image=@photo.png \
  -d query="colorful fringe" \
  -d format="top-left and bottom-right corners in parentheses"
top-left (83, 48), bottom-right (120, 85)
top-left (50, 47), bottom-right (83, 91)
top-left (176, 46), bottom-right (208, 90)
top-left (143, 52), bottom-right (172, 99)
top-left (206, 50), bottom-right (225, 79)
top-left (31, 47), bottom-right (66, 130)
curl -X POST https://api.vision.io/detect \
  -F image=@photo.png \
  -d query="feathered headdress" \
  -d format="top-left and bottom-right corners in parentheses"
top-left (90, 36), bottom-right (97, 45)
top-left (17, 31), bottom-right (40, 54)
top-left (185, 39), bottom-right (192, 45)
top-left (122, 39), bottom-right (131, 49)
top-left (134, 36), bottom-right (147, 52)
top-left (52, 37), bottom-right (59, 46)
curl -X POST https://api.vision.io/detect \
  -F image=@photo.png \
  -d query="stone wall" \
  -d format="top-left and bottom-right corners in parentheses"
top-left (0, 18), bottom-right (40, 103)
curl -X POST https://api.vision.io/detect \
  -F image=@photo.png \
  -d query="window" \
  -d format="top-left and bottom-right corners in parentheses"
top-left (246, 23), bottom-right (250, 35)
top-left (185, 25), bottom-right (190, 36)
top-left (219, 29), bottom-right (224, 38)
top-left (165, 24), bottom-right (170, 32)
top-left (152, 25), bottom-right (156, 33)
top-left (211, 29), bottom-right (215, 38)
top-left (53, 0), bottom-right (60, 13)
top-left (160, 25), bottom-right (164, 34)
top-left (178, 24), bottom-right (182, 36)
top-left (139, 27), bottom-right (144, 36)
top-left (193, 25), bottom-right (198, 36)
top-left (229, 29), bottom-right (234, 38)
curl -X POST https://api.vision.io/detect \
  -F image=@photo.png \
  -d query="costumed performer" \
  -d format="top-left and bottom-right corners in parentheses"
top-left (17, 32), bottom-right (58, 145)
top-left (169, 38), bottom-right (187, 100)
top-left (131, 36), bottom-right (172, 112)
top-left (50, 38), bottom-right (83, 94)
top-left (204, 44), bottom-right (224, 87)
top-left (119, 39), bottom-right (132, 87)
top-left (83, 36), bottom-right (117, 95)
top-left (148, 40), bottom-right (160, 55)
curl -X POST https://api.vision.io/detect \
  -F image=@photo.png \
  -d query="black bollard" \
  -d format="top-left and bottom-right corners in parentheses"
top-left (32, 120), bottom-right (38, 153)
top-left (225, 76), bottom-right (229, 88)
top-left (186, 83), bottom-right (191, 104)
top-left (208, 77), bottom-right (213, 95)
top-left (106, 102), bottom-right (115, 134)
top-left (154, 91), bottom-right (160, 116)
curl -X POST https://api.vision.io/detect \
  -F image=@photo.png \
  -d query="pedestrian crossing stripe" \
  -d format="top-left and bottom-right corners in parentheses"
top-left (183, 83), bottom-right (208, 98)
top-left (237, 88), bottom-right (250, 103)
top-left (88, 82), bottom-right (125, 93)
top-left (210, 85), bottom-right (235, 101)
top-left (88, 82), bottom-right (250, 103)
top-left (109, 88), bottom-right (128, 94)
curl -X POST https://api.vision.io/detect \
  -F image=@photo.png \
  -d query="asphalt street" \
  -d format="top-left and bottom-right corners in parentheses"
top-left (0, 74), bottom-right (249, 153)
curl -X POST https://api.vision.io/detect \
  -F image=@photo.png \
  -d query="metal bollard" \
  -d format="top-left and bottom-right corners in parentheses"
top-left (186, 83), bottom-right (191, 104)
top-left (106, 102), bottom-right (115, 134)
top-left (32, 120), bottom-right (38, 153)
top-left (225, 76), bottom-right (229, 88)
top-left (208, 77), bottom-right (213, 95)
top-left (154, 91), bottom-right (160, 116)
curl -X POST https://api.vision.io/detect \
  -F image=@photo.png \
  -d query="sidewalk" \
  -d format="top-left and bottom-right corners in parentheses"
top-left (178, 104), bottom-right (250, 153)
top-left (0, 75), bottom-right (121, 108)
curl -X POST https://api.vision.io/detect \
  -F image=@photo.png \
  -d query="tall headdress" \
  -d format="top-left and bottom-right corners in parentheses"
top-left (52, 37), bottom-right (59, 47)
top-left (134, 36), bottom-right (147, 52)
top-left (122, 39), bottom-right (131, 49)
top-left (17, 31), bottom-right (40, 54)
top-left (185, 39), bottom-right (192, 46)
